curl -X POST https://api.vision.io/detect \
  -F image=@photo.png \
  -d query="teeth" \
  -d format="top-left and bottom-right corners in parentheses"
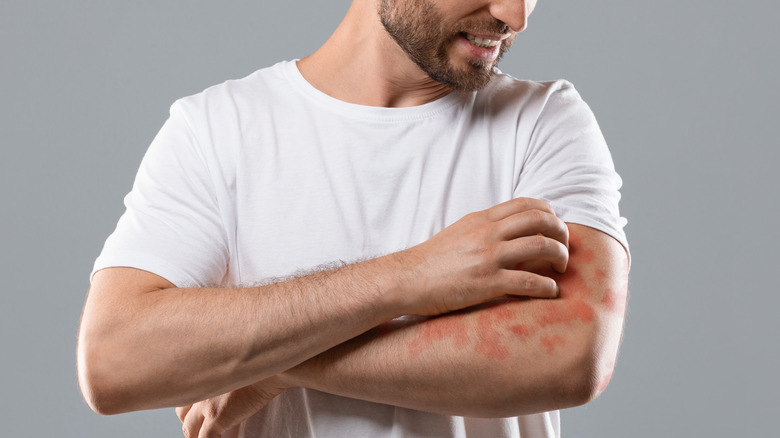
top-left (465, 33), bottom-right (500, 48)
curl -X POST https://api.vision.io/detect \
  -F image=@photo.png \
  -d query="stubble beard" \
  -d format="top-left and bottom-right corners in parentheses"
top-left (379, 0), bottom-right (513, 92)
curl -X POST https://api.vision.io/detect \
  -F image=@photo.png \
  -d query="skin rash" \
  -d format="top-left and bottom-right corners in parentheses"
top-left (408, 227), bottom-right (627, 360)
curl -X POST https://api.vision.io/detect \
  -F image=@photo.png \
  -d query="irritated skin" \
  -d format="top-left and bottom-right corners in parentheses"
top-left (174, 221), bottom-right (629, 435)
top-left (284, 223), bottom-right (629, 417)
top-left (77, 0), bottom-right (626, 429)
top-left (78, 197), bottom-right (628, 420)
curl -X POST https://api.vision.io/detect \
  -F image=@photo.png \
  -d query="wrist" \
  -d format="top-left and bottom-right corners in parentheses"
top-left (377, 248), bottom-right (426, 316)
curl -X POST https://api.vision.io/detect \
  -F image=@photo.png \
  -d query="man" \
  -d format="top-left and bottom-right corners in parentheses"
top-left (77, 0), bottom-right (630, 437)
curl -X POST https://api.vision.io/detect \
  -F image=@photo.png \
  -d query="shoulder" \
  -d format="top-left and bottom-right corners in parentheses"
top-left (171, 60), bottom-right (294, 120)
top-left (485, 71), bottom-right (580, 98)
top-left (470, 72), bottom-right (594, 133)
top-left (478, 72), bottom-right (587, 112)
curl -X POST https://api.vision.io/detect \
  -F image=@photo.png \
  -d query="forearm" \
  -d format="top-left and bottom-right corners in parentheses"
top-left (284, 302), bottom-right (607, 416)
top-left (78, 198), bottom-right (576, 415)
top-left (282, 225), bottom-right (629, 417)
top-left (78, 255), bottom-right (407, 414)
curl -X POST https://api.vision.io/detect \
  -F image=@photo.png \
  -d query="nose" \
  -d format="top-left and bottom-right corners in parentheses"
top-left (488, 0), bottom-right (537, 33)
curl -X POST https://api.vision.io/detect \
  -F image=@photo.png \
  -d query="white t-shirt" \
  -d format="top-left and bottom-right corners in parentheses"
top-left (94, 60), bottom-right (628, 438)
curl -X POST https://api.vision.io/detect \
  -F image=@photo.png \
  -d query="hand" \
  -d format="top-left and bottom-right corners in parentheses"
top-left (176, 377), bottom-right (286, 438)
top-left (399, 197), bottom-right (569, 315)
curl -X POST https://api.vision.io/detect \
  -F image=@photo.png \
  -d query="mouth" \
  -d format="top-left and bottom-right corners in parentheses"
top-left (463, 33), bottom-right (502, 49)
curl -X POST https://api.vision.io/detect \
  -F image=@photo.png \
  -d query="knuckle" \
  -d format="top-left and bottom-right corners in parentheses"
top-left (471, 255), bottom-right (497, 281)
top-left (470, 222), bottom-right (491, 239)
top-left (519, 274), bottom-right (538, 292)
top-left (514, 197), bottom-right (532, 210)
top-left (527, 208), bottom-right (547, 224)
top-left (203, 402), bottom-right (220, 420)
top-left (467, 209), bottom-right (488, 223)
top-left (537, 198), bottom-right (554, 213)
top-left (516, 274), bottom-right (558, 297)
top-left (529, 235), bottom-right (549, 252)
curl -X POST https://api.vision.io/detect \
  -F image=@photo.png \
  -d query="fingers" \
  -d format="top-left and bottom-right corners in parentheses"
top-left (181, 400), bottom-right (227, 438)
top-left (497, 234), bottom-right (569, 274)
top-left (496, 209), bottom-right (569, 248)
top-left (495, 269), bottom-right (560, 299)
top-left (181, 404), bottom-right (206, 438)
top-left (176, 405), bottom-right (192, 423)
top-left (178, 381), bottom-right (285, 438)
top-left (486, 198), bottom-right (569, 272)
top-left (493, 205), bottom-right (569, 273)
top-left (484, 197), bottom-right (556, 221)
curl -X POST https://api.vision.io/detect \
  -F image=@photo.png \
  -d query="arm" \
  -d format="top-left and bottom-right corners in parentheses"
top-left (77, 197), bottom-right (567, 415)
top-left (279, 223), bottom-right (629, 417)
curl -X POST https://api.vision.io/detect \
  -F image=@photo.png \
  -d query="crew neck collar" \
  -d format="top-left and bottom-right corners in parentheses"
top-left (281, 60), bottom-right (468, 123)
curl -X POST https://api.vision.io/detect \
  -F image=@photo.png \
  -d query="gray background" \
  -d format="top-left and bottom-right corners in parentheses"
top-left (1, 0), bottom-right (778, 436)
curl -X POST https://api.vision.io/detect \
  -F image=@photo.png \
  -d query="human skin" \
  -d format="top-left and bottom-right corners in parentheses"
top-left (78, 0), bottom-right (630, 435)
top-left (297, 0), bottom-right (537, 107)
top-left (78, 197), bottom-right (569, 414)
top-left (175, 224), bottom-right (628, 437)
top-left (281, 223), bottom-right (628, 418)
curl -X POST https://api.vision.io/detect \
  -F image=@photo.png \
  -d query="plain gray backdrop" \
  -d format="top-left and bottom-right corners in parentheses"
top-left (2, 1), bottom-right (778, 437)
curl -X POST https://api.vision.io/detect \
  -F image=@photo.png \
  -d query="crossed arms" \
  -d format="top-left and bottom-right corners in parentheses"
top-left (77, 197), bottom-right (628, 431)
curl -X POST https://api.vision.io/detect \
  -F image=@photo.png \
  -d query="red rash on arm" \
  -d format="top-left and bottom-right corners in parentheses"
top-left (282, 224), bottom-right (628, 417)
top-left (409, 300), bottom-right (522, 360)
top-left (535, 238), bottom-right (599, 329)
top-left (597, 269), bottom-right (629, 315)
top-left (474, 305), bottom-right (516, 360)
top-left (405, 225), bottom-right (627, 360)
top-left (408, 312), bottom-right (470, 358)
top-left (540, 335), bottom-right (567, 355)
top-left (509, 324), bottom-right (532, 337)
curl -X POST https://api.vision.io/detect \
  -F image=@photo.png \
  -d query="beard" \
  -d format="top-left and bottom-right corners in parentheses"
top-left (379, 0), bottom-right (514, 92)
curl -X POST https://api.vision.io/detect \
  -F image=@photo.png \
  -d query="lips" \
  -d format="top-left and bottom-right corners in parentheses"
top-left (464, 33), bottom-right (501, 48)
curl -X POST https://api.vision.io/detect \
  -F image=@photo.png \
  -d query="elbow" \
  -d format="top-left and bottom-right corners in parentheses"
top-left (77, 331), bottom-right (134, 415)
top-left (561, 346), bottom-right (617, 409)
top-left (559, 313), bottom-right (623, 408)
top-left (563, 367), bottom-right (608, 409)
top-left (77, 348), bottom-right (119, 415)
top-left (472, 357), bottom-right (610, 417)
top-left (78, 358), bottom-right (118, 415)
top-left (522, 339), bottom-right (617, 413)
top-left (79, 379), bottom-right (125, 416)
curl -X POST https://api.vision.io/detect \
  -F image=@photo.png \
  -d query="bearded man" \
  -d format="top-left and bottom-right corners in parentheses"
top-left (77, 0), bottom-right (630, 437)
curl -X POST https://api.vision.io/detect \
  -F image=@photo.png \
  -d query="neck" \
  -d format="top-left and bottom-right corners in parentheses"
top-left (297, 0), bottom-right (452, 108)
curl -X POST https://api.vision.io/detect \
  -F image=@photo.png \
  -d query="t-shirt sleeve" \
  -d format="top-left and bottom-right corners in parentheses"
top-left (91, 100), bottom-right (229, 287)
top-left (514, 81), bottom-right (629, 255)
